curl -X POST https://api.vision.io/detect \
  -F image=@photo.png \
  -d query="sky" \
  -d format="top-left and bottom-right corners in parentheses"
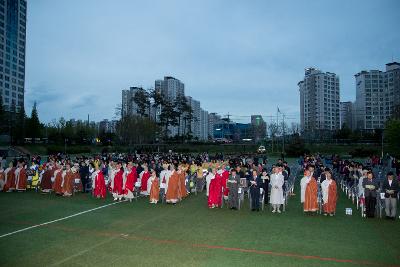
top-left (25, 0), bottom-right (400, 125)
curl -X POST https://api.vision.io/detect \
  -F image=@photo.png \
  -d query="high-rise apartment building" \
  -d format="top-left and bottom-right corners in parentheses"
top-left (339, 101), bottom-right (353, 129)
top-left (0, 0), bottom-right (27, 112)
top-left (298, 67), bottom-right (340, 132)
top-left (122, 86), bottom-right (142, 117)
top-left (354, 62), bottom-right (400, 130)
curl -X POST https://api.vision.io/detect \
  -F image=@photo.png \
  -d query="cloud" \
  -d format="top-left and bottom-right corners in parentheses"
top-left (25, 0), bottom-right (400, 123)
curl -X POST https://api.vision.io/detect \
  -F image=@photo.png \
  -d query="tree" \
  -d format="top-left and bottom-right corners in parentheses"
top-left (133, 88), bottom-right (150, 117)
top-left (159, 100), bottom-right (179, 138)
top-left (115, 115), bottom-right (159, 146)
top-left (175, 95), bottom-right (191, 137)
top-left (385, 119), bottom-right (400, 157)
top-left (149, 88), bottom-right (164, 122)
top-left (334, 124), bottom-right (352, 140)
top-left (268, 122), bottom-right (278, 152)
top-left (13, 105), bottom-right (26, 144)
top-left (26, 101), bottom-right (43, 139)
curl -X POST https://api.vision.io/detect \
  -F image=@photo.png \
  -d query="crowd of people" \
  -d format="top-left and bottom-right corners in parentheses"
top-left (0, 152), bottom-right (399, 219)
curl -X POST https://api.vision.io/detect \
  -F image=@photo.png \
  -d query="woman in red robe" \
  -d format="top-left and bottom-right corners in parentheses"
top-left (112, 162), bottom-right (124, 201)
top-left (123, 162), bottom-right (137, 202)
top-left (208, 168), bottom-right (222, 208)
top-left (92, 162), bottom-right (106, 199)
top-left (140, 165), bottom-right (150, 196)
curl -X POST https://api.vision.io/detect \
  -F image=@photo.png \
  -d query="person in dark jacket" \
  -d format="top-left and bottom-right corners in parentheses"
top-left (382, 172), bottom-right (399, 220)
top-left (363, 171), bottom-right (379, 218)
top-left (249, 169), bottom-right (262, 211)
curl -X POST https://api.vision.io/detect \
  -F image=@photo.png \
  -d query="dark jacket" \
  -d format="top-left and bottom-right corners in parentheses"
top-left (382, 178), bottom-right (399, 198)
top-left (248, 176), bottom-right (262, 189)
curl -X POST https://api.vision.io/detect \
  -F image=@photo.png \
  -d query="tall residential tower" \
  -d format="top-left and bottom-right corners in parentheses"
top-left (298, 67), bottom-right (340, 133)
top-left (0, 0), bottom-right (27, 112)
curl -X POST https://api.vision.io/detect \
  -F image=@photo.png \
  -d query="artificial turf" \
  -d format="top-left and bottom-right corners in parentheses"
top-left (0, 181), bottom-right (399, 267)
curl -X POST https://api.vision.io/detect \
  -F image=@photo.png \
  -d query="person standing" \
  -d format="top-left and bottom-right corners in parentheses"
top-left (382, 171), bottom-right (399, 220)
top-left (112, 162), bottom-right (124, 201)
top-left (123, 162), bottom-right (137, 202)
top-left (321, 171), bottom-right (337, 216)
top-left (139, 165), bottom-right (150, 196)
top-left (249, 170), bottom-right (262, 211)
top-left (149, 169), bottom-right (160, 204)
top-left (206, 168), bottom-right (214, 197)
top-left (208, 168), bottom-right (222, 208)
top-left (177, 165), bottom-right (187, 200)
top-left (3, 162), bottom-right (16, 192)
top-left (260, 169), bottom-right (270, 204)
top-left (62, 164), bottom-right (74, 197)
top-left (227, 169), bottom-right (240, 210)
top-left (300, 169), bottom-right (318, 214)
top-left (53, 163), bottom-right (63, 195)
top-left (363, 171), bottom-right (378, 218)
top-left (15, 159), bottom-right (27, 192)
top-left (270, 167), bottom-right (284, 213)
top-left (92, 162), bottom-right (106, 199)
top-left (166, 166), bottom-right (179, 204)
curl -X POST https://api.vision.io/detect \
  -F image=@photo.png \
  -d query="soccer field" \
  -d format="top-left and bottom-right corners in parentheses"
top-left (1, 184), bottom-right (399, 267)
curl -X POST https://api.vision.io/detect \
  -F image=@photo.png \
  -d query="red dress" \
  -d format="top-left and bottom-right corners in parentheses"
top-left (124, 168), bottom-right (137, 194)
top-left (208, 173), bottom-right (222, 208)
top-left (93, 171), bottom-right (107, 199)
top-left (140, 171), bottom-right (150, 193)
top-left (113, 169), bottom-right (124, 195)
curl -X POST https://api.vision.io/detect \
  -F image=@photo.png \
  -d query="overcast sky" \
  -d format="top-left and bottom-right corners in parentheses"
top-left (25, 0), bottom-right (400, 124)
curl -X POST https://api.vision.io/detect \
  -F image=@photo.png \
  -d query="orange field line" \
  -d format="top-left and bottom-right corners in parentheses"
top-left (2, 219), bottom-right (398, 267)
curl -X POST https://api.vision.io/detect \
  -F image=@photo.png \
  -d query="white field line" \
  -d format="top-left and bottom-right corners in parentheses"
top-left (49, 211), bottom-right (169, 266)
top-left (0, 201), bottom-right (127, 239)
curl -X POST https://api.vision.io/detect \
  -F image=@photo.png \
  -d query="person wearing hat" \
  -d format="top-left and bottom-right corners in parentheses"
top-left (227, 169), bottom-right (240, 210)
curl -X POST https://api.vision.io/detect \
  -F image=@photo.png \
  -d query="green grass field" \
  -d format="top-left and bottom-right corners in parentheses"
top-left (1, 182), bottom-right (399, 267)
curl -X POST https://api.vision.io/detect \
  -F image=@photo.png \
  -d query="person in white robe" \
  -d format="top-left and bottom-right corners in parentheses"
top-left (358, 169), bottom-right (368, 197)
top-left (206, 169), bottom-right (214, 197)
top-left (300, 170), bottom-right (312, 204)
top-left (269, 167), bottom-right (284, 213)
